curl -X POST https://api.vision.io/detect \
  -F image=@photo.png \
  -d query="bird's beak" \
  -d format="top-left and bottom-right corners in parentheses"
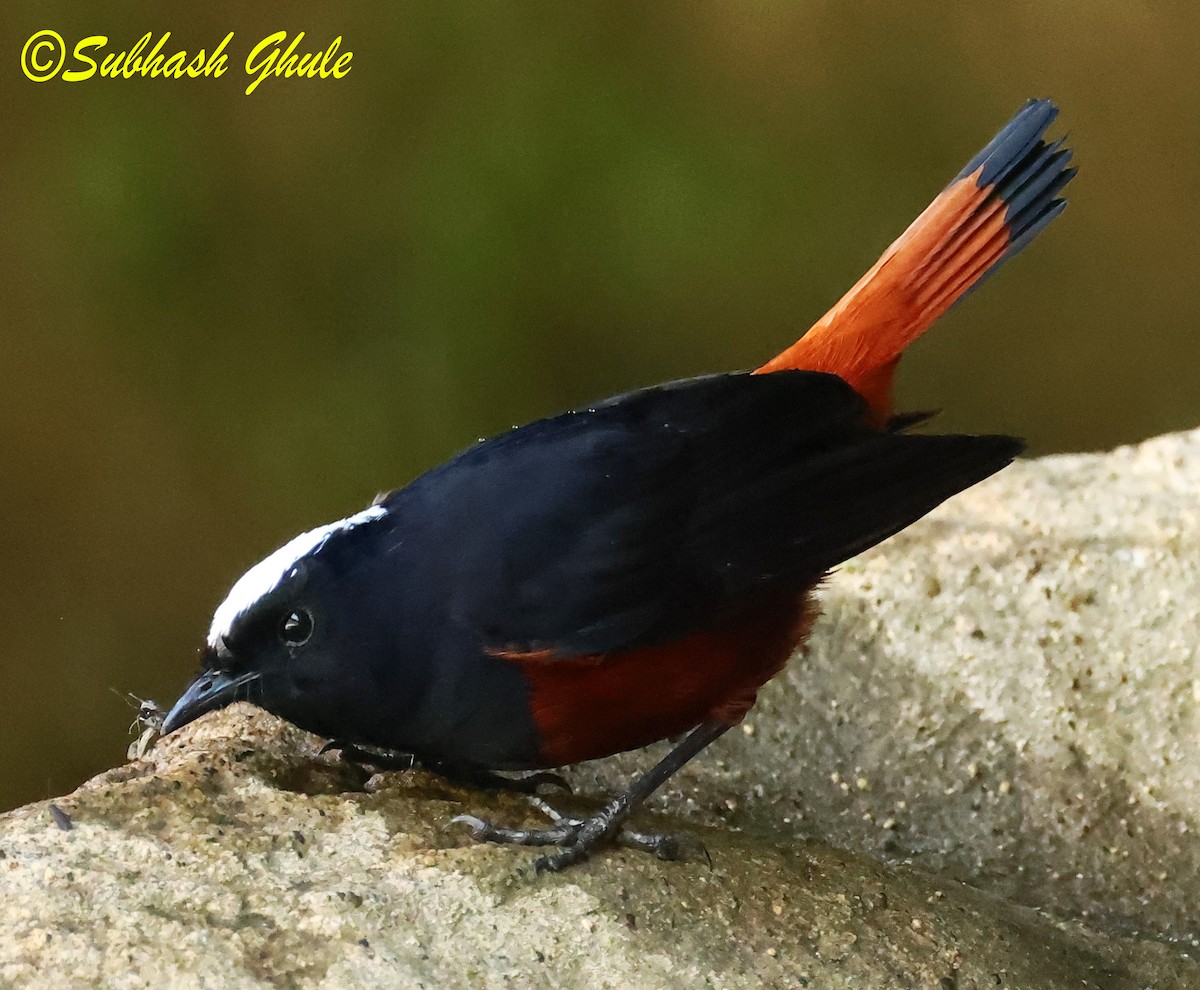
top-left (161, 670), bottom-right (259, 735)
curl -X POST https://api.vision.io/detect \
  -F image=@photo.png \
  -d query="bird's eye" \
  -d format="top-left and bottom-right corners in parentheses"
top-left (278, 609), bottom-right (314, 646)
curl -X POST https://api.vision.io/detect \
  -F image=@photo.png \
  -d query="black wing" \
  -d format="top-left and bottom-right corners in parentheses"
top-left (393, 371), bottom-right (1020, 656)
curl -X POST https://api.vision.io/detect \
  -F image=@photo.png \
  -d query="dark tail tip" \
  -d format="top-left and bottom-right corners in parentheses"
top-left (953, 99), bottom-right (1075, 293)
top-left (953, 99), bottom-right (1061, 187)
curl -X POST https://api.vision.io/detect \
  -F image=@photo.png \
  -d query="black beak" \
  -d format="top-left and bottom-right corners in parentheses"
top-left (161, 670), bottom-right (259, 735)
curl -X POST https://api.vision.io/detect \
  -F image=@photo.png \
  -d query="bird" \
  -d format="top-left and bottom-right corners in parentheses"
top-left (162, 99), bottom-right (1074, 872)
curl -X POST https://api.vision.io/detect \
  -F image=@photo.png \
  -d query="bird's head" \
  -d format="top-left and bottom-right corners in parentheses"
top-left (162, 505), bottom-right (390, 737)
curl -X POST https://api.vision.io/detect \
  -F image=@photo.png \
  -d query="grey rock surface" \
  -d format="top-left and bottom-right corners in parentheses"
top-left (3, 430), bottom-right (1199, 988)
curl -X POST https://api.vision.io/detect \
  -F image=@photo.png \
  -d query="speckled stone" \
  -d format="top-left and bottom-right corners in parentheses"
top-left (2, 431), bottom-right (1198, 988)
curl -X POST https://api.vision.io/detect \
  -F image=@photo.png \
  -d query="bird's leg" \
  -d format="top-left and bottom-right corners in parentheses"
top-left (453, 720), bottom-right (729, 872)
top-left (320, 741), bottom-right (570, 795)
top-left (319, 740), bottom-right (419, 772)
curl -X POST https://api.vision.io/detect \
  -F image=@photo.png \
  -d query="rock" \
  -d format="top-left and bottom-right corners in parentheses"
top-left (2, 431), bottom-right (1198, 987)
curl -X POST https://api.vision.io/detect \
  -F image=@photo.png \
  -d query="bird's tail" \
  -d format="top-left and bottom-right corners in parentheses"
top-left (757, 99), bottom-right (1075, 423)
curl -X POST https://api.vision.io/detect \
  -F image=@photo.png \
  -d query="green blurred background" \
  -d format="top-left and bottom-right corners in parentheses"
top-left (2, 3), bottom-right (1197, 812)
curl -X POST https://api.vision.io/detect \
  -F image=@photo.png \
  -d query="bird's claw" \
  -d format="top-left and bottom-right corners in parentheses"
top-left (451, 797), bottom-right (705, 872)
top-left (320, 743), bottom-right (569, 796)
top-left (450, 813), bottom-right (578, 848)
top-left (619, 828), bottom-right (711, 866)
top-left (319, 740), bottom-right (418, 772)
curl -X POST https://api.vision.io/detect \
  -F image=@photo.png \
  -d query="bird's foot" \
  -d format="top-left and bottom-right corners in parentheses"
top-left (319, 740), bottom-right (418, 773)
top-left (320, 741), bottom-right (570, 796)
top-left (452, 796), bottom-right (707, 872)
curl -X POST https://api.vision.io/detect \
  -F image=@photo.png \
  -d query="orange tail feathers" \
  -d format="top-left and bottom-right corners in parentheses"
top-left (757, 99), bottom-right (1075, 423)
